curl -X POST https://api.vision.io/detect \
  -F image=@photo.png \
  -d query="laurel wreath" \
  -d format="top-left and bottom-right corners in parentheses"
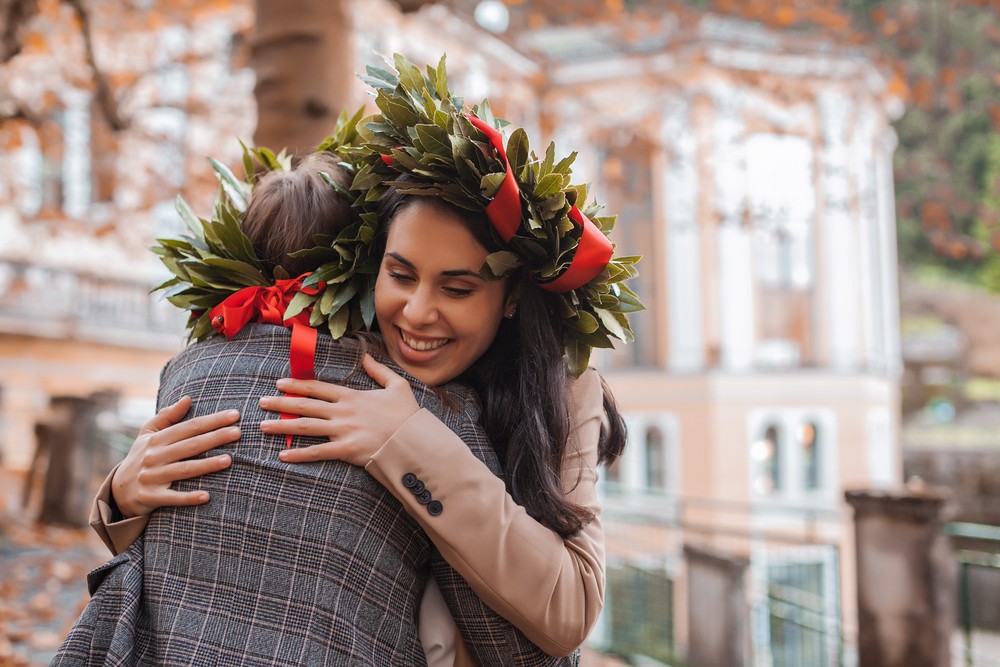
top-left (151, 53), bottom-right (643, 376)
top-left (352, 53), bottom-right (643, 374)
top-left (151, 108), bottom-right (380, 342)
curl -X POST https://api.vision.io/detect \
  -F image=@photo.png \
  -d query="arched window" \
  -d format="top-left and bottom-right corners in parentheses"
top-left (799, 421), bottom-right (821, 491)
top-left (752, 424), bottom-right (782, 495)
top-left (644, 425), bottom-right (667, 491)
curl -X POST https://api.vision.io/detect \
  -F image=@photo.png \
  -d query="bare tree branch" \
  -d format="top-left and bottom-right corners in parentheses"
top-left (0, 0), bottom-right (38, 63)
top-left (64, 0), bottom-right (128, 130)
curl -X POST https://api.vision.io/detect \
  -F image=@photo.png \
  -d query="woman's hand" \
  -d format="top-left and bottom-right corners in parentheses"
top-left (261, 354), bottom-right (420, 466)
top-left (112, 396), bottom-right (240, 518)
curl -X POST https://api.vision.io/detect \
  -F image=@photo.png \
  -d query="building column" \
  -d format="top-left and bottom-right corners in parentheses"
top-left (845, 487), bottom-right (956, 667)
top-left (684, 543), bottom-right (750, 666)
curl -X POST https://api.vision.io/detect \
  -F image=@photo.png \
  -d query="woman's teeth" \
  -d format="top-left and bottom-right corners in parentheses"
top-left (401, 331), bottom-right (450, 351)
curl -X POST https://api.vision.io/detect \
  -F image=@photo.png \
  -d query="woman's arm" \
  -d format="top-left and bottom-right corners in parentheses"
top-left (367, 370), bottom-right (605, 657)
top-left (265, 363), bottom-right (606, 656)
top-left (90, 397), bottom-right (239, 555)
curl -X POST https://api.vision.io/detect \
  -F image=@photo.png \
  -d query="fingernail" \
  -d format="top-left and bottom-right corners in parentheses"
top-left (276, 378), bottom-right (291, 388)
top-left (278, 451), bottom-right (289, 461)
top-left (260, 420), bottom-right (273, 430)
top-left (225, 409), bottom-right (239, 419)
top-left (227, 426), bottom-right (241, 437)
top-left (218, 454), bottom-right (232, 464)
top-left (197, 492), bottom-right (209, 502)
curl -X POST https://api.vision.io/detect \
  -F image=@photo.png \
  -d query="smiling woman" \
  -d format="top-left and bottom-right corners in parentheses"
top-left (376, 197), bottom-right (516, 388)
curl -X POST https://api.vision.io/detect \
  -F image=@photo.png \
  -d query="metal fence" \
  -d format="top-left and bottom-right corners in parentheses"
top-left (588, 490), bottom-right (852, 666)
top-left (947, 522), bottom-right (1000, 667)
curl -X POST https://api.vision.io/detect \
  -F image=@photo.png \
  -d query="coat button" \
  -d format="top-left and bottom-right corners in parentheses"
top-left (410, 480), bottom-right (426, 494)
top-left (402, 473), bottom-right (418, 488)
top-left (427, 500), bottom-right (443, 516)
top-left (417, 489), bottom-right (433, 505)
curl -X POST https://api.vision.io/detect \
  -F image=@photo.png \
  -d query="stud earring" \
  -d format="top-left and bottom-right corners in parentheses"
top-left (504, 306), bottom-right (517, 319)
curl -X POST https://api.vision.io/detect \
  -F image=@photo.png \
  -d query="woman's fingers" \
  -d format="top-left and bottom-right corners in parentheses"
top-left (274, 377), bottom-right (343, 402)
top-left (152, 454), bottom-right (233, 484)
top-left (147, 488), bottom-right (213, 508)
top-left (361, 354), bottom-right (405, 389)
top-left (258, 395), bottom-right (336, 419)
top-left (260, 416), bottom-right (336, 437)
top-left (150, 408), bottom-right (239, 446)
top-left (139, 396), bottom-right (193, 435)
top-left (171, 424), bottom-right (242, 460)
top-left (277, 441), bottom-right (350, 464)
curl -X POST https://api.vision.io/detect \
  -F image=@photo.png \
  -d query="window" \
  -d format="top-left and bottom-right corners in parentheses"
top-left (39, 113), bottom-right (66, 213)
top-left (749, 411), bottom-right (835, 501)
top-left (799, 421), bottom-right (820, 491)
top-left (604, 457), bottom-right (623, 487)
top-left (645, 426), bottom-right (667, 491)
top-left (752, 424), bottom-right (782, 495)
top-left (90, 98), bottom-right (118, 204)
top-left (745, 133), bottom-right (817, 367)
top-left (604, 413), bottom-right (678, 496)
top-left (599, 137), bottom-right (658, 368)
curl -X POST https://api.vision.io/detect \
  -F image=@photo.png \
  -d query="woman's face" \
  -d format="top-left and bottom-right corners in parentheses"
top-left (375, 199), bottom-right (514, 387)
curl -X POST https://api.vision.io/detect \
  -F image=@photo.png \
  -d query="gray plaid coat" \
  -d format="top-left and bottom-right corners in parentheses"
top-left (54, 324), bottom-right (579, 666)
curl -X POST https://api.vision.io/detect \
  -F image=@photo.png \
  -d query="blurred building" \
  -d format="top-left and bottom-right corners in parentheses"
top-left (0, 1), bottom-right (257, 470)
top-left (0, 0), bottom-right (904, 662)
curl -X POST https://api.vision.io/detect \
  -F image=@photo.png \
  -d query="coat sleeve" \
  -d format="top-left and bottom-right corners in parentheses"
top-left (365, 368), bottom-right (606, 657)
top-left (89, 463), bottom-right (150, 556)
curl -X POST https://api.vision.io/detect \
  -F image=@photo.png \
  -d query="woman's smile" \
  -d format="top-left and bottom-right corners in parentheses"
top-left (398, 328), bottom-right (453, 353)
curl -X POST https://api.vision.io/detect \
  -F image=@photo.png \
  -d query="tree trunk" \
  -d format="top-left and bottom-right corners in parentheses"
top-left (250, 0), bottom-right (354, 157)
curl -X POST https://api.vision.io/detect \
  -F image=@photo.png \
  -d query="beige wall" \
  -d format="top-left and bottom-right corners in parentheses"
top-left (0, 335), bottom-right (177, 470)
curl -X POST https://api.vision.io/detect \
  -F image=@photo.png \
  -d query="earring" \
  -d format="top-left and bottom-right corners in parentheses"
top-left (504, 306), bottom-right (517, 319)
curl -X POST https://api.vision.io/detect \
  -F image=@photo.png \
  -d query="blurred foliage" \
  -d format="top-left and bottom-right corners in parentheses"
top-left (865, 0), bottom-right (1000, 285)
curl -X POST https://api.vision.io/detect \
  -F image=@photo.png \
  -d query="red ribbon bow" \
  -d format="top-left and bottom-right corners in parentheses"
top-left (208, 275), bottom-right (324, 448)
top-left (464, 113), bottom-right (612, 292)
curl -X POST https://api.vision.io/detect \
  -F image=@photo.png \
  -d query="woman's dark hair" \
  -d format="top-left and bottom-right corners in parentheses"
top-left (377, 181), bottom-right (628, 537)
top-left (242, 152), bottom-right (353, 277)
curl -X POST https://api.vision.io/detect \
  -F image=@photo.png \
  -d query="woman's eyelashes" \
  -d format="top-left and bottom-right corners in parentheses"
top-left (388, 271), bottom-right (475, 298)
top-left (388, 271), bottom-right (414, 284)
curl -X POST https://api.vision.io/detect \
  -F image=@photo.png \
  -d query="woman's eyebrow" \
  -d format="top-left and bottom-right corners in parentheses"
top-left (386, 252), bottom-right (416, 269)
top-left (386, 252), bottom-right (480, 278)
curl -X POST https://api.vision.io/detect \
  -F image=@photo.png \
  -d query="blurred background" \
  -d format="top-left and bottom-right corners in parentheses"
top-left (1, 0), bottom-right (999, 665)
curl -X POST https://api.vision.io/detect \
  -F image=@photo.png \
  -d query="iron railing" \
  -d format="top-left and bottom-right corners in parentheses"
top-left (946, 522), bottom-right (1000, 667)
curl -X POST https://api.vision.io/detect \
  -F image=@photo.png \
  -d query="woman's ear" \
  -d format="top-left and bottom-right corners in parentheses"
top-left (502, 276), bottom-right (523, 319)
top-left (503, 291), bottom-right (521, 319)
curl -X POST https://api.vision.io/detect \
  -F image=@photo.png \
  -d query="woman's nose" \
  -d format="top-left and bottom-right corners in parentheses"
top-left (402, 287), bottom-right (439, 325)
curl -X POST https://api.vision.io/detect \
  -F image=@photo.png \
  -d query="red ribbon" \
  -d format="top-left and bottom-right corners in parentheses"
top-left (382, 114), bottom-right (612, 293)
top-left (539, 206), bottom-right (614, 293)
top-left (465, 113), bottom-right (522, 242)
top-left (208, 275), bottom-right (323, 448)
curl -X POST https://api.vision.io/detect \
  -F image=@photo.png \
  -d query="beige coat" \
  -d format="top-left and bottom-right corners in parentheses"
top-left (92, 368), bottom-right (606, 664)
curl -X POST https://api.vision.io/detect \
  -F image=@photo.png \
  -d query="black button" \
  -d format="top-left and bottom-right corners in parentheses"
top-left (417, 489), bottom-right (433, 505)
top-left (427, 500), bottom-right (443, 516)
top-left (410, 480), bottom-right (426, 495)
top-left (402, 473), bottom-right (418, 488)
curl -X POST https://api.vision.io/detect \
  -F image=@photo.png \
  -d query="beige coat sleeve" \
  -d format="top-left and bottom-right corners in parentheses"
top-left (366, 368), bottom-right (606, 657)
top-left (89, 463), bottom-right (150, 556)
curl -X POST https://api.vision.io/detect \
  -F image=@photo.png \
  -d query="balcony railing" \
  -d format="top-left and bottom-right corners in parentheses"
top-left (0, 259), bottom-right (186, 350)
